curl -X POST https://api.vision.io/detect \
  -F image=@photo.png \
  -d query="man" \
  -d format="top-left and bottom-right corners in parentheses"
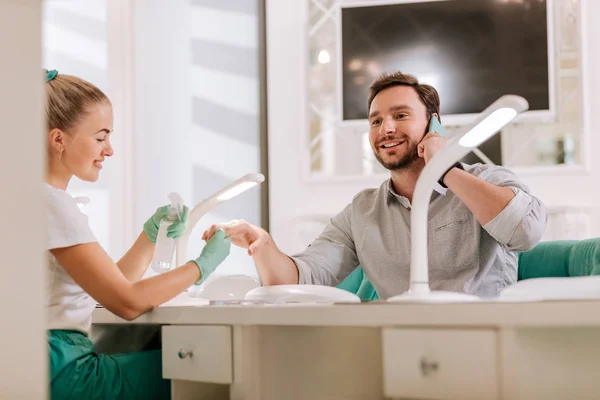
top-left (203, 72), bottom-right (547, 298)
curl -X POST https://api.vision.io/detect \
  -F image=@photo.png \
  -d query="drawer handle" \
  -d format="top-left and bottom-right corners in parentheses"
top-left (420, 357), bottom-right (439, 377)
top-left (178, 349), bottom-right (193, 359)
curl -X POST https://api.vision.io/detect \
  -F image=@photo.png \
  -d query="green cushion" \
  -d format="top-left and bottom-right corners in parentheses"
top-left (336, 267), bottom-right (379, 302)
top-left (571, 238), bottom-right (600, 276)
top-left (518, 238), bottom-right (600, 280)
top-left (336, 267), bottom-right (363, 293)
top-left (338, 238), bottom-right (600, 300)
top-left (517, 240), bottom-right (576, 280)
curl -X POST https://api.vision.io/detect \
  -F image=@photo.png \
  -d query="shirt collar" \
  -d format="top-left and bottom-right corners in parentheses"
top-left (385, 178), bottom-right (448, 208)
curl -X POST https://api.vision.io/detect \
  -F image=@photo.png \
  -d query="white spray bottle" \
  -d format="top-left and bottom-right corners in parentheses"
top-left (150, 192), bottom-right (184, 273)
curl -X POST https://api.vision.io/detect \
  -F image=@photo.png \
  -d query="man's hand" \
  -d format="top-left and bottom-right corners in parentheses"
top-left (204, 220), bottom-right (298, 285)
top-left (202, 219), bottom-right (268, 256)
top-left (417, 131), bottom-right (448, 164)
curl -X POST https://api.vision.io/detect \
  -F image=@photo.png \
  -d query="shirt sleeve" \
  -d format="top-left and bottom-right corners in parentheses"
top-left (45, 186), bottom-right (97, 251)
top-left (290, 203), bottom-right (359, 286)
top-left (476, 166), bottom-right (547, 251)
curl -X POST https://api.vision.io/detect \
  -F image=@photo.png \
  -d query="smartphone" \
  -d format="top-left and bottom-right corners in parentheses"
top-left (428, 115), bottom-right (447, 137)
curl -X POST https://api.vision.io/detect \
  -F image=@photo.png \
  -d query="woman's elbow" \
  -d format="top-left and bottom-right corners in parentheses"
top-left (117, 307), bottom-right (145, 321)
top-left (103, 304), bottom-right (144, 321)
top-left (104, 295), bottom-right (151, 321)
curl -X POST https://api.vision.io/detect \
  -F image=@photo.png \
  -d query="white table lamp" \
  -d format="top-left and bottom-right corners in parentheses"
top-left (388, 95), bottom-right (529, 303)
top-left (175, 172), bottom-right (265, 266)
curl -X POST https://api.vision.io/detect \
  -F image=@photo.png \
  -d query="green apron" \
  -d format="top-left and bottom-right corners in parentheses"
top-left (48, 330), bottom-right (171, 399)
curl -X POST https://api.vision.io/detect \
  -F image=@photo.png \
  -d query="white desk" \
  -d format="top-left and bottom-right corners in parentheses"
top-left (93, 300), bottom-right (600, 400)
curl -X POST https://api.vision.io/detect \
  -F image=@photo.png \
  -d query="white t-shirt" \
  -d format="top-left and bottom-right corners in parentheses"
top-left (45, 184), bottom-right (98, 335)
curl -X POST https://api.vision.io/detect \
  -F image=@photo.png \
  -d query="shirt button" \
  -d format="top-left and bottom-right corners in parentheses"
top-left (407, 207), bottom-right (411, 211)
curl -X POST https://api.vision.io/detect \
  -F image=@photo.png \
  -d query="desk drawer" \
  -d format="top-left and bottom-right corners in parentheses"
top-left (382, 328), bottom-right (498, 400)
top-left (162, 325), bottom-right (232, 384)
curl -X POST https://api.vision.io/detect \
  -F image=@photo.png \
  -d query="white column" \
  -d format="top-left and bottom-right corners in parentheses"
top-left (107, 0), bottom-right (136, 258)
top-left (0, 0), bottom-right (47, 398)
top-left (132, 0), bottom-right (192, 232)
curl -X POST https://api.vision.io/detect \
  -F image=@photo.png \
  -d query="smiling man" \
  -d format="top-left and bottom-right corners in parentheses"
top-left (204, 71), bottom-right (548, 299)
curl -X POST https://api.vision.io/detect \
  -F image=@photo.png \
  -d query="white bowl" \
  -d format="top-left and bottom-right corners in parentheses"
top-left (191, 274), bottom-right (260, 301)
top-left (245, 284), bottom-right (361, 304)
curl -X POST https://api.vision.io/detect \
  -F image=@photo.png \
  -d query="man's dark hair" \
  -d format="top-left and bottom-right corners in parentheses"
top-left (368, 71), bottom-right (441, 121)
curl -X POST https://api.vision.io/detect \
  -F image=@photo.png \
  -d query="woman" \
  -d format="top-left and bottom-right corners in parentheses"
top-left (44, 69), bottom-right (231, 399)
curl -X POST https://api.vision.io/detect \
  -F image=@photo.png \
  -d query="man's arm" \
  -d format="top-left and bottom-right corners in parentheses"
top-left (250, 228), bottom-right (300, 285)
top-left (442, 167), bottom-right (515, 226)
top-left (419, 132), bottom-right (547, 252)
top-left (290, 205), bottom-right (359, 286)
top-left (443, 165), bottom-right (547, 251)
top-left (203, 204), bottom-right (359, 286)
top-left (202, 220), bottom-right (298, 285)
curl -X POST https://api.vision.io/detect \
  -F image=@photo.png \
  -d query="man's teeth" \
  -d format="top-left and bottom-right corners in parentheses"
top-left (383, 142), bottom-right (400, 148)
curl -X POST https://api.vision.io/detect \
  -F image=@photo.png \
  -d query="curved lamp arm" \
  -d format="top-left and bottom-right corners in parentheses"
top-left (175, 173), bottom-right (265, 266)
top-left (402, 95), bottom-right (530, 300)
top-left (409, 140), bottom-right (470, 295)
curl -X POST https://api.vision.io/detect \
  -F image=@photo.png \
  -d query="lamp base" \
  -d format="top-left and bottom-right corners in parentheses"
top-left (387, 290), bottom-right (481, 303)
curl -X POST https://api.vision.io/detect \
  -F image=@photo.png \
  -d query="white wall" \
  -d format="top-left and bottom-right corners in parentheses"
top-left (134, 0), bottom-right (263, 280)
top-left (267, 0), bottom-right (600, 254)
top-left (0, 0), bottom-right (47, 397)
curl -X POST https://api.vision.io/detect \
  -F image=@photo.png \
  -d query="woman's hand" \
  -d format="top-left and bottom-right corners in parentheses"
top-left (143, 205), bottom-right (190, 243)
top-left (191, 229), bottom-right (232, 282)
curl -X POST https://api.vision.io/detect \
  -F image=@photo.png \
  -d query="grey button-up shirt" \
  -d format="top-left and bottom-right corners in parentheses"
top-left (291, 163), bottom-right (547, 299)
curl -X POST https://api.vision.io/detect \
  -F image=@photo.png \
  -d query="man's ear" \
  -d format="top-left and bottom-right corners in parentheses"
top-left (49, 128), bottom-right (65, 153)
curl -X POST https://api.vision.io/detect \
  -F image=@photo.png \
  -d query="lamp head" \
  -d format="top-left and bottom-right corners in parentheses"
top-left (458, 95), bottom-right (529, 148)
top-left (216, 173), bottom-right (265, 201)
top-left (176, 172), bottom-right (265, 267)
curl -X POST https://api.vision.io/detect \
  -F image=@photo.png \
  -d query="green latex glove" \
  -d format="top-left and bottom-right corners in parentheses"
top-left (191, 229), bottom-right (232, 284)
top-left (143, 205), bottom-right (190, 244)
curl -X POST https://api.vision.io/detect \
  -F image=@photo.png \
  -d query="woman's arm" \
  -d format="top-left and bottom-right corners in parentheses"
top-left (115, 204), bottom-right (191, 281)
top-left (51, 232), bottom-right (230, 321)
top-left (116, 232), bottom-right (155, 282)
top-left (52, 242), bottom-right (197, 320)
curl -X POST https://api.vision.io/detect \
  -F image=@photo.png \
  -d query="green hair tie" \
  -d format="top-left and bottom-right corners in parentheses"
top-left (45, 69), bottom-right (58, 82)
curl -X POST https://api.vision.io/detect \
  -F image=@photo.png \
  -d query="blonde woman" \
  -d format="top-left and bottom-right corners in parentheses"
top-left (44, 69), bottom-right (231, 399)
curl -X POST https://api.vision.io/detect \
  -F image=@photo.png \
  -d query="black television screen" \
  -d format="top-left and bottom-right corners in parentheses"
top-left (340, 0), bottom-right (552, 122)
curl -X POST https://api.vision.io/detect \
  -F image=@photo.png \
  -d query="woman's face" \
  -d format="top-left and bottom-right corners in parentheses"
top-left (61, 102), bottom-right (114, 182)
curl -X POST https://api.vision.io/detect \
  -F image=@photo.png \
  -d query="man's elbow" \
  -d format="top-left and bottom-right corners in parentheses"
top-left (507, 223), bottom-right (546, 252)
top-left (260, 274), bottom-right (300, 286)
top-left (258, 259), bottom-right (302, 286)
top-left (507, 201), bottom-right (547, 251)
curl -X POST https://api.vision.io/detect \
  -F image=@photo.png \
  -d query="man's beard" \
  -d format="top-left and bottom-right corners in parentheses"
top-left (373, 126), bottom-right (430, 171)
top-left (373, 139), bottom-right (420, 171)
